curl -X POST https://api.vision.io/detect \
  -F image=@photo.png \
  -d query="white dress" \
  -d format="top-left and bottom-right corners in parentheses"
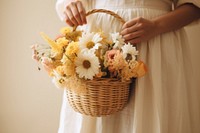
top-left (56, 0), bottom-right (200, 133)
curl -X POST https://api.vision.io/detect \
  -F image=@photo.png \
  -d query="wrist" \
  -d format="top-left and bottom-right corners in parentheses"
top-left (152, 19), bottom-right (163, 36)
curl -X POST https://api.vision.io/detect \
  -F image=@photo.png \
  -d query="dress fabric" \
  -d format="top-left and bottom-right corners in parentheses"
top-left (56, 0), bottom-right (200, 133)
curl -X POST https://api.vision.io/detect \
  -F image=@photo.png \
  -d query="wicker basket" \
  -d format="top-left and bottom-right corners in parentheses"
top-left (67, 78), bottom-right (131, 117)
top-left (66, 9), bottom-right (132, 117)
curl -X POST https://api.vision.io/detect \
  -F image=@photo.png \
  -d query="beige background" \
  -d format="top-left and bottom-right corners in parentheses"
top-left (0, 0), bottom-right (64, 133)
top-left (0, 0), bottom-right (199, 133)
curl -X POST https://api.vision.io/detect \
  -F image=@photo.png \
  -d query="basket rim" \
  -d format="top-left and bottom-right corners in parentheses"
top-left (85, 78), bottom-right (132, 83)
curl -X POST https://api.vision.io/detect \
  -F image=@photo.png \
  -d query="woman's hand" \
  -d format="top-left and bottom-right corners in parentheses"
top-left (64, 1), bottom-right (87, 26)
top-left (121, 4), bottom-right (200, 45)
top-left (121, 17), bottom-right (158, 44)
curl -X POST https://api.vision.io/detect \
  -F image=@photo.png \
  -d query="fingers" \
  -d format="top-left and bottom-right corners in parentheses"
top-left (126, 37), bottom-right (142, 44)
top-left (65, 5), bottom-right (79, 26)
top-left (121, 17), bottom-right (138, 29)
top-left (121, 17), bottom-right (146, 44)
top-left (65, 15), bottom-right (75, 27)
top-left (76, 1), bottom-right (87, 24)
top-left (123, 30), bottom-right (144, 41)
top-left (121, 24), bottom-right (142, 35)
top-left (64, 1), bottom-right (86, 26)
top-left (71, 2), bottom-right (82, 24)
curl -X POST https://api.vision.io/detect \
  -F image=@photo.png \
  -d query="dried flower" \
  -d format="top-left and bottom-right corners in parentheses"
top-left (32, 26), bottom-right (147, 93)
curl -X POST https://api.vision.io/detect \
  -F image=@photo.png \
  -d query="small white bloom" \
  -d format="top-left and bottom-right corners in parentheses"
top-left (31, 44), bottom-right (51, 61)
top-left (75, 51), bottom-right (100, 80)
top-left (110, 32), bottom-right (125, 49)
top-left (121, 43), bottom-right (138, 61)
top-left (52, 70), bottom-right (66, 89)
top-left (41, 57), bottom-right (52, 64)
top-left (79, 32), bottom-right (102, 52)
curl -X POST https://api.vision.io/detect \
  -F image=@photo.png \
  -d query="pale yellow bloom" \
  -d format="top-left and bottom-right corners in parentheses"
top-left (55, 60), bottom-right (76, 77)
top-left (66, 31), bottom-right (82, 42)
top-left (60, 27), bottom-right (72, 34)
top-left (56, 37), bottom-right (69, 48)
top-left (63, 59), bottom-right (76, 76)
top-left (40, 32), bottom-right (66, 54)
top-left (60, 26), bottom-right (82, 41)
top-left (65, 41), bottom-right (79, 61)
top-left (65, 42), bottom-right (79, 56)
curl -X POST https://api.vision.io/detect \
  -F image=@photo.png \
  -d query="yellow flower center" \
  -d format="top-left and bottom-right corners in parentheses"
top-left (86, 41), bottom-right (95, 49)
top-left (83, 60), bottom-right (91, 69)
top-left (59, 78), bottom-right (65, 84)
top-left (126, 53), bottom-right (132, 61)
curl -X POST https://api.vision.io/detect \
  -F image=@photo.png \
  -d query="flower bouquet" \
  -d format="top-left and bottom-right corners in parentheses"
top-left (32, 9), bottom-right (147, 116)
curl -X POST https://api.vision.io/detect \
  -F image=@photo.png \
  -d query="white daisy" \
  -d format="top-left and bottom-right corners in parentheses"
top-left (110, 32), bottom-right (125, 49)
top-left (121, 43), bottom-right (138, 61)
top-left (79, 32), bottom-right (102, 52)
top-left (75, 51), bottom-right (100, 80)
top-left (52, 70), bottom-right (66, 89)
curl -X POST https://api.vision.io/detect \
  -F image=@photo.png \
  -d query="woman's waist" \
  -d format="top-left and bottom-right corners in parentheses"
top-left (94, 1), bottom-right (172, 11)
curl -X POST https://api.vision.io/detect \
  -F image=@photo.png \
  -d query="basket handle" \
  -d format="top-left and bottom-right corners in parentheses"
top-left (73, 9), bottom-right (126, 31)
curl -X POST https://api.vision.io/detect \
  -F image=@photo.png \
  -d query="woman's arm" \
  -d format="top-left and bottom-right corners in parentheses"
top-left (121, 4), bottom-right (200, 44)
top-left (154, 3), bottom-right (200, 35)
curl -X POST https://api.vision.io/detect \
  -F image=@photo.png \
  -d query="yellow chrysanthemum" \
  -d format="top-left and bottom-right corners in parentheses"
top-left (55, 60), bottom-right (76, 77)
top-left (60, 27), bottom-right (72, 34)
top-left (63, 59), bottom-right (76, 76)
top-left (65, 41), bottom-right (79, 61)
top-left (65, 31), bottom-right (82, 42)
top-left (56, 37), bottom-right (69, 48)
top-left (60, 26), bottom-right (82, 41)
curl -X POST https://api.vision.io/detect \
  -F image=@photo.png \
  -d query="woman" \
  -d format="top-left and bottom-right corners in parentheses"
top-left (56, 0), bottom-right (200, 133)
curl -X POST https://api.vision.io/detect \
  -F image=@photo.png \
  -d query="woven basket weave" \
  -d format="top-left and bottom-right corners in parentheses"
top-left (67, 9), bottom-right (132, 117)
top-left (67, 78), bottom-right (131, 117)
